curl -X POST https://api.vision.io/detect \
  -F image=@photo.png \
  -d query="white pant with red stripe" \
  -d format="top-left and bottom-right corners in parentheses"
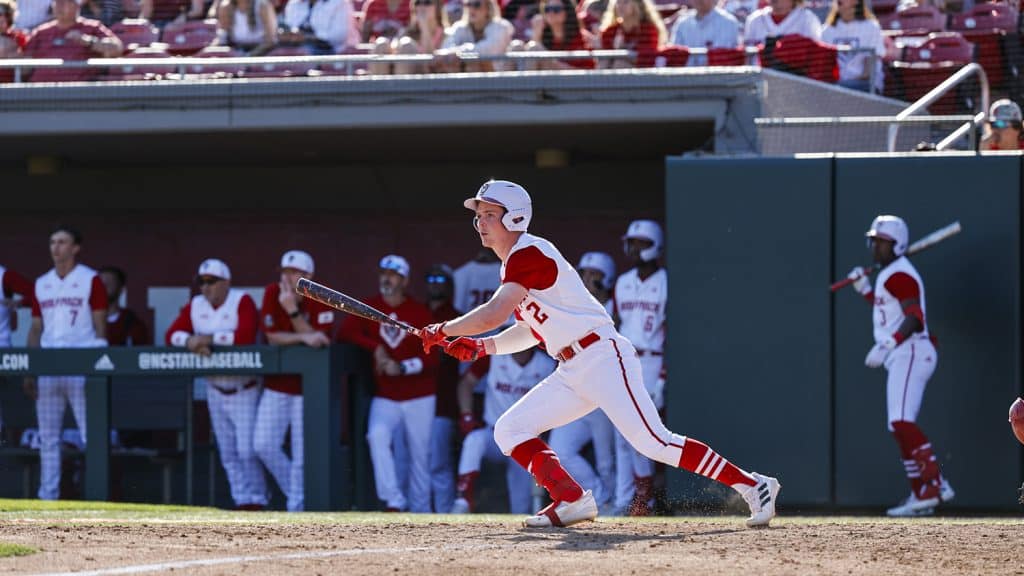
top-left (613, 354), bottom-right (662, 509)
top-left (884, 336), bottom-right (937, 431)
top-left (494, 326), bottom-right (686, 472)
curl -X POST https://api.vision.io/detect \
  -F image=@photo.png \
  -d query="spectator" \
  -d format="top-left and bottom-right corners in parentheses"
top-left (424, 263), bottom-right (460, 513)
top-left (80, 0), bottom-right (119, 25)
top-left (597, 0), bottom-right (666, 68)
top-left (370, 0), bottom-right (449, 74)
top-left (668, 0), bottom-right (742, 66)
top-left (165, 258), bottom-right (268, 511)
top-left (361, 0), bottom-right (410, 42)
top-left (981, 98), bottom-right (1022, 151)
top-left (720, 0), bottom-right (758, 23)
top-left (1, 0), bottom-right (28, 57)
top-left (524, 0), bottom-right (593, 69)
top-left (98, 266), bottom-right (151, 346)
top-left (502, 0), bottom-right (537, 41)
top-left (215, 0), bottom-right (277, 54)
top-left (255, 250), bottom-right (334, 512)
top-left (450, 347), bottom-right (554, 514)
top-left (139, 0), bottom-right (203, 27)
top-left (821, 0), bottom-right (884, 93)
top-left (337, 255), bottom-right (437, 512)
top-left (280, 0), bottom-right (358, 54)
top-left (23, 225), bottom-right (108, 500)
top-left (437, 0), bottom-right (513, 72)
top-left (744, 0), bottom-right (821, 45)
top-left (13, 0), bottom-right (48, 32)
top-left (577, 0), bottom-right (604, 39)
top-left (22, 0), bottom-right (122, 82)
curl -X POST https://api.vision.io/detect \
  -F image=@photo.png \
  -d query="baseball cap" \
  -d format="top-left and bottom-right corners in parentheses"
top-left (197, 258), bottom-right (231, 281)
top-left (280, 250), bottom-right (314, 275)
top-left (425, 263), bottom-right (453, 284)
top-left (379, 254), bottom-right (410, 278)
top-left (989, 98), bottom-right (1022, 124)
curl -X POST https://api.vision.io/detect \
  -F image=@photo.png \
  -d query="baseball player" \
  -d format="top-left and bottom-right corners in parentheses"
top-left (0, 264), bottom-right (33, 439)
top-left (425, 263), bottom-right (461, 513)
top-left (255, 250), bottom-right (334, 512)
top-left (454, 249), bottom-right (502, 315)
top-left (451, 347), bottom-right (554, 514)
top-left (613, 220), bottom-right (667, 516)
top-left (337, 255), bottom-right (438, 512)
top-left (98, 266), bottom-right (151, 346)
top-left (166, 258), bottom-right (267, 510)
top-left (846, 215), bottom-right (955, 517)
top-left (24, 225), bottom-right (108, 500)
top-left (547, 252), bottom-right (618, 514)
top-left (421, 180), bottom-right (780, 528)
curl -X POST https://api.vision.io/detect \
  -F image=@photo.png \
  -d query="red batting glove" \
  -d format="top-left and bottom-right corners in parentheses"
top-left (445, 337), bottom-right (487, 362)
top-left (458, 411), bottom-right (482, 437)
top-left (421, 322), bottom-right (449, 353)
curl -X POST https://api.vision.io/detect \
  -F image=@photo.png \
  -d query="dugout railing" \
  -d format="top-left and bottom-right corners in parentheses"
top-left (0, 344), bottom-right (372, 511)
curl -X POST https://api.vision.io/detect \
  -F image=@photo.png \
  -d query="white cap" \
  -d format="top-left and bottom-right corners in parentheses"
top-left (622, 219), bottom-right (664, 261)
top-left (463, 179), bottom-right (533, 232)
top-left (280, 250), bottom-right (314, 275)
top-left (197, 258), bottom-right (231, 280)
top-left (578, 251), bottom-right (616, 290)
top-left (379, 254), bottom-right (410, 278)
top-left (866, 215), bottom-right (909, 256)
top-left (989, 98), bottom-right (1022, 123)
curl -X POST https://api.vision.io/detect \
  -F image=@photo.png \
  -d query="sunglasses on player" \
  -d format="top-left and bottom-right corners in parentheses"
top-left (991, 119), bottom-right (1022, 130)
top-left (197, 277), bottom-right (223, 286)
top-left (463, 1), bottom-right (482, 8)
top-left (426, 275), bottom-right (450, 284)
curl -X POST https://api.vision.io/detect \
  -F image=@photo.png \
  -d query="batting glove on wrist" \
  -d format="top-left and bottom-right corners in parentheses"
top-left (421, 322), bottom-right (448, 353)
top-left (458, 411), bottom-right (483, 437)
top-left (848, 266), bottom-right (872, 295)
top-left (445, 337), bottom-right (487, 362)
top-left (864, 336), bottom-right (896, 368)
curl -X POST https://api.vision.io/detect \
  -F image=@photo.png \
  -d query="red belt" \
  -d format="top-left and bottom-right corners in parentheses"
top-left (210, 380), bottom-right (258, 396)
top-left (637, 350), bottom-right (663, 357)
top-left (555, 332), bottom-right (601, 363)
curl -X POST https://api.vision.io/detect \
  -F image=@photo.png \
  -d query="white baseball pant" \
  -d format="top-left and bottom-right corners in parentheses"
top-left (204, 380), bottom-right (267, 507)
top-left (613, 354), bottom-right (662, 509)
top-left (494, 327), bottom-right (686, 477)
top-left (254, 389), bottom-right (304, 512)
top-left (457, 426), bottom-right (534, 514)
top-left (366, 394), bottom-right (435, 512)
top-left (36, 375), bottom-right (86, 500)
top-left (548, 408), bottom-right (616, 507)
top-left (429, 416), bottom-right (456, 513)
top-left (885, 337), bottom-right (938, 430)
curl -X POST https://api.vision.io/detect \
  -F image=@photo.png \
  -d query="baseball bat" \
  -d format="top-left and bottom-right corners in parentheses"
top-left (295, 278), bottom-right (422, 337)
top-left (830, 220), bottom-right (962, 292)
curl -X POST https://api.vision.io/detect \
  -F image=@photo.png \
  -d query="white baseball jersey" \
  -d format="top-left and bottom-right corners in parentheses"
top-left (744, 5), bottom-right (822, 44)
top-left (614, 268), bottom-right (667, 353)
top-left (501, 233), bottom-right (614, 355)
top-left (32, 264), bottom-right (106, 349)
top-left (453, 259), bottom-right (502, 314)
top-left (873, 256), bottom-right (929, 345)
top-left (171, 289), bottom-right (255, 388)
top-left (482, 352), bottom-right (555, 426)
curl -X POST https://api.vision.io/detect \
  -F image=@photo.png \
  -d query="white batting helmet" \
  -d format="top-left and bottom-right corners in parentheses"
top-left (866, 215), bottom-right (909, 256)
top-left (578, 251), bottom-right (616, 290)
top-left (622, 219), bottom-right (663, 262)
top-left (463, 180), bottom-right (532, 232)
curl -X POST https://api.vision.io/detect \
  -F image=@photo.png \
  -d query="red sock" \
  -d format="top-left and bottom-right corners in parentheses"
top-left (510, 438), bottom-right (584, 503)
top-left (456, 472), bottom-right (478, 512)
top-left (677, 437), bottom-right (756, 487)
top-left (891, 420), bottom-right (940, 499)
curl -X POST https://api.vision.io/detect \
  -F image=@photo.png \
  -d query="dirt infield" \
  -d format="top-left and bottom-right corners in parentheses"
top-left (0, 514), bottom-right (1022, 576)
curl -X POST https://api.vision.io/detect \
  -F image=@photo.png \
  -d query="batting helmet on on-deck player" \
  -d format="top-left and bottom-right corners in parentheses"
top-left (866, 215), bottom-right (909, 256)
top-left (464, 180), bottom-right (532, 232)
top-left (578, 252), bottom-right (616, 290)
top-left (622, 220), bottom-right (663, 262)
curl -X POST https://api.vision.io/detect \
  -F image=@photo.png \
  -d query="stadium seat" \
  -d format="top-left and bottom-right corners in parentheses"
top-left (885, 31), bottom-right (976, 113)
top-left (878, 4), bottom-right (947, 35)
top-left (110, 19), bottom-right (160, 53)
top-left (949, 1), bottom-right (1018, 31)
top-left (242, 45), bottom-right (317, 78)
top-left (871, 0), bottom-right (900, 16)
top-left (949, 1), bottom-right (1019, 91)
top-left (707, 46), bottom-right (750, 66)
top-left (654, 45), bottom-right (689, 67)
top-left (161, 19), bottom-right (218, 55)
top-left (103, 44), bottom-right (176, 81)
top-left (186, 45), bottom-right (247, 78)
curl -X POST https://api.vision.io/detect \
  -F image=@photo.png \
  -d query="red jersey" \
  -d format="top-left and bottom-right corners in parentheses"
top-left (337, 295), bottom-right (437, 401)
top-left (24, 17), bottom-right (117, 82)
top-left (361, 0), bottom-right (410, 41)
top-left (260, 282), bottom-right (337, 395)
top-left (432, 300), bottom-right (461, 419)
top-left (106, 309), bottom-right (151, 346)
top-left (546, 29), bottom-right (595, 69)
top-left (600, 20), bottom-right (660, 67)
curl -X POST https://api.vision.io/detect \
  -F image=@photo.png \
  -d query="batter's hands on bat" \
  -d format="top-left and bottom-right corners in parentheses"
top-left (458, 411), bottom-right (483, 437)
top-left (421, 322), bottom-right (449, 353)
top-left (445, 337), bottom-right (487, 362)
top-left (848, 266), bottom-right (872, 295)
top-left (864, 336), bottom-right (896, 368)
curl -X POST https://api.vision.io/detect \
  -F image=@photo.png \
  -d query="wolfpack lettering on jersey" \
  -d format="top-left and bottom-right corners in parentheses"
top-left (31, 264), bottom-right (107, 348)
top-left (872, 255), bottom-right (929, 345)
top-left (472, 353), bottom-right (556, 426)
top-left (501, 233), bottom-right (613, 355)
top-left (614, 268), bottom-right (666, 353)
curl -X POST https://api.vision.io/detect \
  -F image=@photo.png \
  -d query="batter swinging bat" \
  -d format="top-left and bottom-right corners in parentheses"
top-left (295, 278), bottom-right (422, 337)
top-left (830, 220), bottom-right (962, 292)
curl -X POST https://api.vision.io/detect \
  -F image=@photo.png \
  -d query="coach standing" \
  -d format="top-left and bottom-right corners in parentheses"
top-left (24, 225), bottom-right (108, 500)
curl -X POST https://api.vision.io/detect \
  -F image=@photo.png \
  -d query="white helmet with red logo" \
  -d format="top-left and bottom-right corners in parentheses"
top-left (577, 251), bottom-right (616, 290)
top-left (622, 219), bottom-right (663, 262)
top-left (464, 180), bottom-right (532, 232)
top-left (866, 215), bottom-right (909, 256)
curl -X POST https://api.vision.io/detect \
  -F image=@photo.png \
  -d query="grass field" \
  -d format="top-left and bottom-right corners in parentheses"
top-left (0, 500), bottom-right (1020, 575)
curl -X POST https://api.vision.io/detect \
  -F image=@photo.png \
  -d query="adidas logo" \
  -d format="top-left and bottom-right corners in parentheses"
top-left (94, 354), bottom-right (115, 370)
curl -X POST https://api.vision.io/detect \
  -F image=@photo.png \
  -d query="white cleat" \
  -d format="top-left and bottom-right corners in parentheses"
top-left (450, 498), bottom-right (470, 514)
top-left (523, 490), bottom-right (598, 528)
top-left (886, 492), bottom-right (939, 517)
top-left (741, 472), bottom-right (781, 528)
top-left (939, 478), bottom-right (955, 503)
